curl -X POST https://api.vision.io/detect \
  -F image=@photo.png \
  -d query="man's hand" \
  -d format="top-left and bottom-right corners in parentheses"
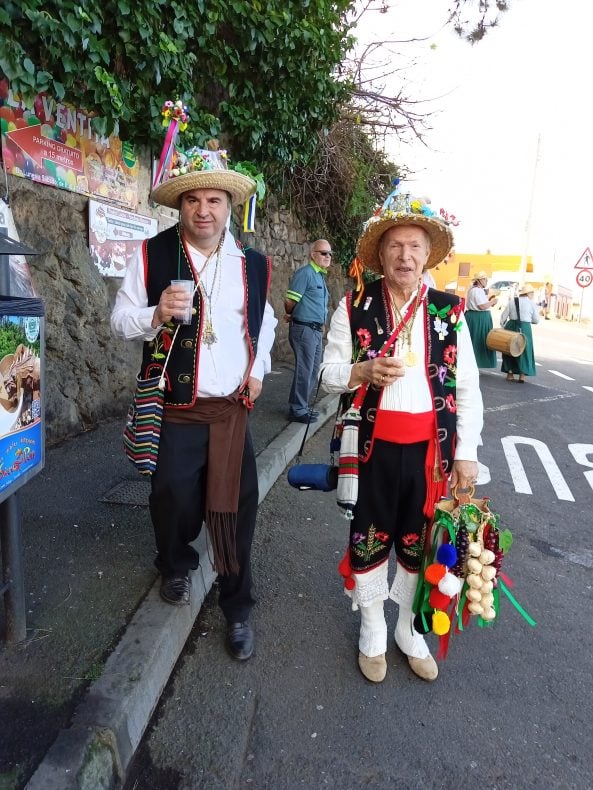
top-left (450, 459), bottom-right (478, 492)
top-left (247, 376), bottom-right (263, 401)
top-left (151, 283), bottom-right (194, 328)
top-left (283, 313), bottom-right (293, 323)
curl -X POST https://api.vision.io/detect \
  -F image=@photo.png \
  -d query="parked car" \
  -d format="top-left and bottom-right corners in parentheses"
top-left (489, 280), bottom-right (518, 307)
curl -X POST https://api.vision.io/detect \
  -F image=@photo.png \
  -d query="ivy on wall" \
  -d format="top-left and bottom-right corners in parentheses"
top-left (0, 0), bottom-right (355, 167)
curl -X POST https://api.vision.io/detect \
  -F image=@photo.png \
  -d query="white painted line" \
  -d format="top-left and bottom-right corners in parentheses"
top-left (548, 370), bottom-right (575, 381)
top-left (571, 359), bottom-right (593, 365)
top-left (583, 386), bottom-right (593, 394)
top-left (535, 361), bottom-right (542, 367)
top-left (501, 436), bottom-right (575, 501)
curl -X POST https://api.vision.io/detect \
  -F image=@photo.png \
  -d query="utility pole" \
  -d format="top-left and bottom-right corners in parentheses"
top-left (518, 133), bottom-right (542, 287)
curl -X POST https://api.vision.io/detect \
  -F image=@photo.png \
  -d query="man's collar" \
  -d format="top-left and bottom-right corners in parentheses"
top-left (309, 260), bottom-right (328, 275)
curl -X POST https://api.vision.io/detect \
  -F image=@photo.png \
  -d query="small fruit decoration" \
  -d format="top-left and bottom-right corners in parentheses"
top-left (413, 487), bottom-right (533, 659)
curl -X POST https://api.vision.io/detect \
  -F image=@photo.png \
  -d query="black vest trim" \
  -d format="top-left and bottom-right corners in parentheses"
top-left (140, 225), bottom-right (270, 406)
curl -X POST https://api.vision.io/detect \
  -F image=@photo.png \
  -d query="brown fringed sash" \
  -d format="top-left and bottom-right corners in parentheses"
top-left (164, 393), bottom-right (248, 575)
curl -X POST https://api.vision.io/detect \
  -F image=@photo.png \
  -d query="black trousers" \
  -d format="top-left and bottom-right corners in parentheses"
top-left (149, 420), bottom-right (258, 623)
top-left (349, 440), bottom-right (429, 574)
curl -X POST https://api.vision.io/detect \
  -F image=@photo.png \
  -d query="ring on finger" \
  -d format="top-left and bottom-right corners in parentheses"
top-left (380, 374), bottom-right (385, 383)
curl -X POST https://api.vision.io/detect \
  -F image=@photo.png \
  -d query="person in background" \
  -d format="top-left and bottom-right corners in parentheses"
top-left (320, 188), bottom-right (483, 684)
top-left (465, 271), bottom-right (498, 368)
top-left (501, 282), bottom-right (539, 383)
top-left (284, 240), bottom-right (331, 423)
top-left (111, 148), bottom-right (277, 661)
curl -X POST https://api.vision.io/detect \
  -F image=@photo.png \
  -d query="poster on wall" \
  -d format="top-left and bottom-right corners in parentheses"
top-left (0, 299), bottom-right (44, 502)
top-left (0, 76), bottom-right (140, 209)
top-left (89, 200), bottom-right (157, 277)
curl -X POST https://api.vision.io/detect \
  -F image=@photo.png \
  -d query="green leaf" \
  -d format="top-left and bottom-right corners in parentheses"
top-left (23, 57), bottom-right (35, 74)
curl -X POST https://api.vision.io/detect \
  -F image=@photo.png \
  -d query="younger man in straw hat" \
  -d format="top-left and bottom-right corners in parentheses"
top-left (111, 148), bottom-right (277, 661)
top-left (321, 188), bottom-right (483, 683)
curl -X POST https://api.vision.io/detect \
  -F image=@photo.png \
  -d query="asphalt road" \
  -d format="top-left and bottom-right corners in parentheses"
top-left (125, 319), bottom-right (593, 790)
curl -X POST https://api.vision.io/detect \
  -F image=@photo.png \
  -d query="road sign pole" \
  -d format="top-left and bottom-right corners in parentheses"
top-left (578, 288), bottom-right (584, 323)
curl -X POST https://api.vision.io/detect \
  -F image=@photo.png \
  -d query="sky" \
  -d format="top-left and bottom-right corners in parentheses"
top-left (353, 0), bottom-right (593, 289)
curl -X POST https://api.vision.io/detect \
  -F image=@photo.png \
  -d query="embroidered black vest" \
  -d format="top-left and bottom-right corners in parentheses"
top-left (346, 279), bottom-right (464, 477)
top-left (140, 224), bottom-right (271, 407)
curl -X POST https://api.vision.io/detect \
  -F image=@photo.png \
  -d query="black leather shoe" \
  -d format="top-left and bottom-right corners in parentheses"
top-left (227, 621), bottom-right (254, 660)
top-left (160, 573), bottom-right (191, 606)
top-left (290, 413), bottom-right (318, 424)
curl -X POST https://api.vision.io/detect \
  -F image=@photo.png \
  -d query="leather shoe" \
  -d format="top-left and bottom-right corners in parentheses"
top-left (160, 573), bottom-right (191, 606)
top-left (407, 654), bottom-right (439, 681)
top-left (290, 413), bottom-right (318, 424)
top-left (227, 621), bottom-right (254, 660)
top-left (358, 651), bottom-right (387, 682)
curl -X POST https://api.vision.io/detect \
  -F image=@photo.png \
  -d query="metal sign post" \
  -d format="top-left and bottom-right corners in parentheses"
top-left (575, 270), bottom-right (592, 324)
top-left (0, 232), bottom-right (41, 643)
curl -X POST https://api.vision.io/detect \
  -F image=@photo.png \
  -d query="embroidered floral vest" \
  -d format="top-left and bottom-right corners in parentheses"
top-left (346, 279), bottom-right (464, 477)
top-left (140, 224), bottom-right (271, 407)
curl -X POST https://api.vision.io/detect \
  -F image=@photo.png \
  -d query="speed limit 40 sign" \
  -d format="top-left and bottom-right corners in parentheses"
top-left (576, 270), bottom-right (593, 288)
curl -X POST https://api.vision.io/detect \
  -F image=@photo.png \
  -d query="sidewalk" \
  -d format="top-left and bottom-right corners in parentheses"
top-left (0, 362), bottom-right (338, 790)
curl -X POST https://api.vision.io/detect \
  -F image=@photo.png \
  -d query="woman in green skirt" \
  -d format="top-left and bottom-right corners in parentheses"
top-left (465, 272), bottom-right (498, 367)
top-left (500, 283), bottom-right (539, 382)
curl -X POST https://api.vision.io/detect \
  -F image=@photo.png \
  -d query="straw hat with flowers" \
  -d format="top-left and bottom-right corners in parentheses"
top-left (150, 146), bottom-right (256, 209)
top-left (356, 180), bottom-right (456, 274)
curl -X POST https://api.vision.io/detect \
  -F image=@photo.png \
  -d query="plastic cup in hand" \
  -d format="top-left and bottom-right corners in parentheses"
top-left (170, 280), bottom-right (194, 325)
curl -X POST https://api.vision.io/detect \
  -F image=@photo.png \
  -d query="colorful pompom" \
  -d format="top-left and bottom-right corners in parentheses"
top-left (413, 611), bottom-right (432, 635)
top-left (424, 562), bottom-right (447, 585)
top-left (436, 543), bottom-right (457, 568)
top-left (438, 571), bottom-right (464, 597)
top-left (344, 576), bottom-right (356, 591)
top-left (429, 587), bottom-right (451, 610)
top-left (432, 609), bottom-right (451, 636)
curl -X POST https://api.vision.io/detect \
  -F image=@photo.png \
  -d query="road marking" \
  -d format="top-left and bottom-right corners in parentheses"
top-left (548, 370), bottom-right (575, 380)
top-left (501, 436), bottom-right (575, 501)
top-left (583, 386), bottom-right (593, 394)
top-left (568, 444), bottom-right (593, 493)
top-left (485, 392), bottom-right (576, 413)
top-left (535, 362), bottom-right (542, 366)
top-left (571, 359), bottom-right (593, 365)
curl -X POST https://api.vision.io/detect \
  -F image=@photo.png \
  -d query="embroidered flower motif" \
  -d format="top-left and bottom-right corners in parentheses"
top-left (351, 532), bottom-right (365, 545)
top-left (445, 393), bottom-right (457, 413)
top-left (366, 349), bottom-right (378, 359)
top-left (351, 526), bottom-right (389, 562)
top-left (162, 332), bottom-right (173, 352)
top-left (402, 533), bottom-right (419, 547)
top-left (356, 328), bottom-right (372, 349)
top-left (375, 531), bottom-right (390, 542)
top-left (438, 365), bottom-right (448, 384)
top-left (443, 345), bottom-right (457, 365)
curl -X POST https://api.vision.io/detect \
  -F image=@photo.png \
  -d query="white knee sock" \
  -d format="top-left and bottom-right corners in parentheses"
top-left (359, 600), bottom-right (387, 657)
top-left (390, 563), bottom-right (430, 659)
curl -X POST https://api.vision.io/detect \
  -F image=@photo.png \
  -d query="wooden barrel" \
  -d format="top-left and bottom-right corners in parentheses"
top-left (486, 328), bottom-right (526, 357)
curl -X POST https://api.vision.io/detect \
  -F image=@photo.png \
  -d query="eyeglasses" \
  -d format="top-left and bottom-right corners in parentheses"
top-left (315, 251), bottom-right (332, 257)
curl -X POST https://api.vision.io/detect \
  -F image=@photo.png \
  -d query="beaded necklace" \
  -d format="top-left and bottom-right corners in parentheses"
top-left (388, 283), bottom-right (423, 367)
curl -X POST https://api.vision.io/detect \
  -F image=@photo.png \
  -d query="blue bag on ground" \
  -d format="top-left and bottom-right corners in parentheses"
top-left (287, 463), bottom-right (338, 492)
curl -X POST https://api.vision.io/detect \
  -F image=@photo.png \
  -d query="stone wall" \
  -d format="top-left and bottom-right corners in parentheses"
top-left (4, 151), bottom-right (348, 445)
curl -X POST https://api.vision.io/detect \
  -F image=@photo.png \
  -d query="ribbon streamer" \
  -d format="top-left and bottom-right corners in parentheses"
top-left (152, 118), bottom-right (179, 189)
top-left (243, 194), bottom-right (256, 233)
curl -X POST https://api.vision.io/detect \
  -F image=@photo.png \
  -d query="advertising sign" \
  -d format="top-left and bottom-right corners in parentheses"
top-left (0, 299), bottom-right (44, 502)
top-left (0, 77), bottom-right (139, 209)
top-left (89, 200), bottom-right (157, 277)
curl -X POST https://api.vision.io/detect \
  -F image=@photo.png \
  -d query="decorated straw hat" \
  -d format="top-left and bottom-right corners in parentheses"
top-left (519, 283), bottom-right (535, 296)
top-left (475, 270), bottom-right (489, 281)
top-left (356, 180), bottom-right (456, 273)
top-left (150, 147), bottom-right (256, 209)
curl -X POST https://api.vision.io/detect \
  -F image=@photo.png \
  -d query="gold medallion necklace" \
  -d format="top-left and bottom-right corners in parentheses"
top-left (388, 286), bottom-right (423, 367)
top-left (198, 232), bottom-right (225, 348)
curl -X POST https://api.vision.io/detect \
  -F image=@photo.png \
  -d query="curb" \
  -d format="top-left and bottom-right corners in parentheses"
top-left (25, 395), bottom-right (339, 790)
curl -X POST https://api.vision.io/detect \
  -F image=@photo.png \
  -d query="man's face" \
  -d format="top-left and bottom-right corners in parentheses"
top-left (179, 188), bottom-right (231, 251)
top-left (311, 241), bottom-right (333, 269)
top-left (379, 224), bottom-right (431, 293)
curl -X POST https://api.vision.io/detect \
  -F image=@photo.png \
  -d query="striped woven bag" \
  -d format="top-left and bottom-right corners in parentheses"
top-left (123, 327), bottom-right (179, 475)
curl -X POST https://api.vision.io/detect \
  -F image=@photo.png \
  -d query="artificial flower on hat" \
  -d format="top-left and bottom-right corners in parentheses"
top-left (356, 178), bottom-right (459, 273)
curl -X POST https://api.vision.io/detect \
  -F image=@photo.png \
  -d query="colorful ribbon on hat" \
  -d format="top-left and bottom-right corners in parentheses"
top-left (152, 100), bottom-right (190, 189)
top-left (243, 194), bottom-right (256, 233)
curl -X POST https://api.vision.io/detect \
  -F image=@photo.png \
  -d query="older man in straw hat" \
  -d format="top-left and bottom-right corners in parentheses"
top-left (321, 185), bottom-right (483, 683)
top-left (111, 147), bottom-right (277, 660)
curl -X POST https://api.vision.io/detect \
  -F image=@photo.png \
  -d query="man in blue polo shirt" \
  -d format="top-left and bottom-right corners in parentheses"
top-left (284, 239), bottom-right (331, 422)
